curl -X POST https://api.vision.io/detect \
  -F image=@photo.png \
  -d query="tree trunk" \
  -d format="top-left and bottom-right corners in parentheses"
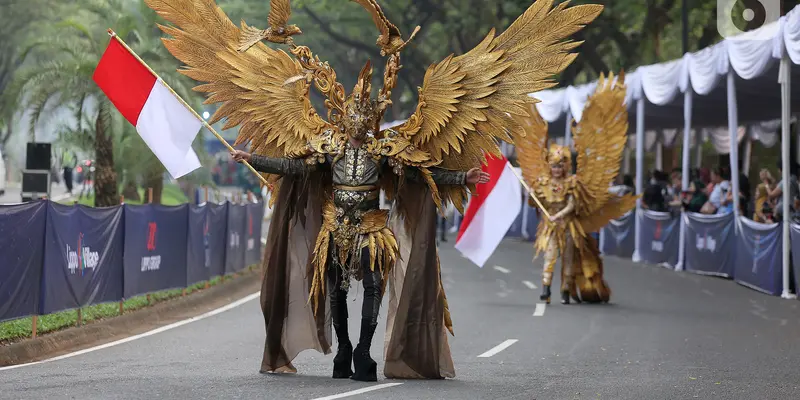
top-left (144, 164), bottom-right (164, 204)
top-left (93, 112), bottom-right (118, 207)
top-left (122, 180), bottom-right (140, 203)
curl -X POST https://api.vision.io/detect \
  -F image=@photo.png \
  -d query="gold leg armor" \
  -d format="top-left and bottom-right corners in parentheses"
top-left (542, 239), bottom-right (559, 286)
top-left (560, 233), bottom-right (576, 293)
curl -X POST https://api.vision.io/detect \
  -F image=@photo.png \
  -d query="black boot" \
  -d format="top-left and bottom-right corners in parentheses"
top-left (561, 290), bottom-right (570, 305)
top-left (539, 285), bottom-right (551, 304)
top-left (351, 318), bottom-right (378, 382)
top-left (330, 289), bottom-right (353, 379)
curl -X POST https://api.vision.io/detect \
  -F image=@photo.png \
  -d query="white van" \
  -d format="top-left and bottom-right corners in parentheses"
top-left (0, 146), bottom-right (6, 196)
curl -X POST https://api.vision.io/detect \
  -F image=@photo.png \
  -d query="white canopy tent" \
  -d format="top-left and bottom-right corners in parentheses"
top-left (531, 6), bottom-right (800, 299)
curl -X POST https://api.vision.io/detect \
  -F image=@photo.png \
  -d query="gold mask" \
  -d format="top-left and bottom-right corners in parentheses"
top-left (342, 61), bottom-right (379, 140)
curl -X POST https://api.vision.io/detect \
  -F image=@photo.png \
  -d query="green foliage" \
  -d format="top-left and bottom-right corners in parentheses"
top-left (61, 182), bottom-right (189, 206)
top-left (0, 275), bottom-right (229, 343)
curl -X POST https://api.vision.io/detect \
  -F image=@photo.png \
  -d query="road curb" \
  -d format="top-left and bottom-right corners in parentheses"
top-left (0, 269), bottom-right (262, 367)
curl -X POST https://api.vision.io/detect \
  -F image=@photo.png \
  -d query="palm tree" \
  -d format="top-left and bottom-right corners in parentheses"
top-left (9, 0), bottom-right (203, 206)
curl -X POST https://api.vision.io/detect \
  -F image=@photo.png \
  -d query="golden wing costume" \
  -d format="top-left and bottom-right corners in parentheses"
top-left (516, 72), bottom-right (638, 305)
top-left (145, 0), bottom-right (602, 380)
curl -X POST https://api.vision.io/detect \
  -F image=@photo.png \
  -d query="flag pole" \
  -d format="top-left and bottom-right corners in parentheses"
top-left (106, 29), bottom-right (267, 185)
top-left (504, 163), bottom-right (551, 219)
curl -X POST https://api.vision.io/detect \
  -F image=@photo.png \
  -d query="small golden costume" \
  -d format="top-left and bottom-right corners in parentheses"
top-left (516, 72), bottom-right (639, 304)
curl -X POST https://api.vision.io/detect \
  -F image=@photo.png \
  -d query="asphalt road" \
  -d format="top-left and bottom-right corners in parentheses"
top-left (2, 235), bottom-right (800, 399)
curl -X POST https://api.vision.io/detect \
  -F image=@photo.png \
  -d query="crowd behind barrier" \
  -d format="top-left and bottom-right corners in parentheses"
top-left (0, 200), bottom-right (264, 322)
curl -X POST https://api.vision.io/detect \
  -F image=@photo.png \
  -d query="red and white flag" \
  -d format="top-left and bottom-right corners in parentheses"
top-left (93, 38), bottom-right (201, 179)
top-left (455, 155), bottom-right (522, 267)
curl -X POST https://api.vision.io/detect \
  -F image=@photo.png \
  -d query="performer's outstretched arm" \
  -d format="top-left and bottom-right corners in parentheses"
top-left (231, 150), bottom-right (318, 176)
top-left (405, 166), bottom-right (489, 185)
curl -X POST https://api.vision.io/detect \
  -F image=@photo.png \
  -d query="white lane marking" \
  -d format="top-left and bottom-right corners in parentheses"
top-left (493, 266), bottom-right (510, 274)
top-left (533, 303), bottom-right (546, 317)
top-left (0, 292), bottom-right (261, 372)
top-left (477, 339), bottom-right (518, 358)
top-left (311, 383), bottom-right (404, 400)
top-left (522, 280), bottom-right (537, 290)
top-left (701, 289), bottom-right (714, 296)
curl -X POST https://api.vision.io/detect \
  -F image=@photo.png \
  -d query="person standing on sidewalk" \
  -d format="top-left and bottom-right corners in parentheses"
top-left (61, 149), bottom-right (77, 195)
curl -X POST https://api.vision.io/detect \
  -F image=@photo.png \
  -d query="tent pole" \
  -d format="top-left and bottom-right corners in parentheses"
top-left (726, 71), bottom-right (741, 225)
top-left (780, 55), bottom-right (794, 299)
top-left (677, 90), bottom-right (693, 271)
top-left (633, 98), bottom-right (645, 263)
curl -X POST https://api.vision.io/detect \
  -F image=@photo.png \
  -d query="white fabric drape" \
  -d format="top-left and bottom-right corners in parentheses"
top-left (530, 6), bottom-right (800, 126)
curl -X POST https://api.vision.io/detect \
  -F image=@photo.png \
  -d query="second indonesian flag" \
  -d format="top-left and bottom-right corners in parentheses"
top-left (93, 38), bottom-right (201, 179)
top-left (455, 154), bottom-right (522, 267)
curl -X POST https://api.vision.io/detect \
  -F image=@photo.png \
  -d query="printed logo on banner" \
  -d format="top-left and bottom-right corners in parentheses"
top-left (651, 220), bottom-right (664, 252)
top-left (230, 231), bottom-right (240, 249)
top-left (247, 213), bottom-right (255, 251)
top-left (66, 233), bottom-right (99, 275)
top-left (141, 221), bottom-right (161, 272)
top-left (752, 233), bottom-right (761, 273)
top-left (203, 218), bottom-right (210, 268)
top-left (696, 229), bottom-right (717, 252)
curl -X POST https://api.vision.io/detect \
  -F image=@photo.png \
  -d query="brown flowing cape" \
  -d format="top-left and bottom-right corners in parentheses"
top-left (260, 170), bottom-right (455, 379)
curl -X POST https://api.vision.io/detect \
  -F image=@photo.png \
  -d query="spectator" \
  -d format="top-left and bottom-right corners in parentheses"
top-left (643, 170), bottom-right (669, 212)
top-left (701, 167), bottom-right (728, 214)
top-left (609, 174), bottom-right (634, 196)
top-left (716, 168), bottom-right (735, 214)
top-left (769, 161), bottom-right (800, 221)
top-left (681, 180), bottom-right (708, 213)
top-left (754, 169), bottom-right (775, 223)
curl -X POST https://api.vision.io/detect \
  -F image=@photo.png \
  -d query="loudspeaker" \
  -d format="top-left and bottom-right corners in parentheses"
top-left (26, 142), bottom-right (52, 170)
top-left (22, 170), bottom-right (50, 200)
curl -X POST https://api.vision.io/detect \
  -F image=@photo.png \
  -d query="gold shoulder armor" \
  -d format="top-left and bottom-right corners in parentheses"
top-left (288, 129), bottom-right (346, 164)
top-left (367, 129), bottom-right (434, 167)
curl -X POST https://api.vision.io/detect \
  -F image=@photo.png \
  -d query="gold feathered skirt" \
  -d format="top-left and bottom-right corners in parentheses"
top-left (535, 218), bottom-right (611, 303)
top-left (308, 201), bottom-right (399, 314)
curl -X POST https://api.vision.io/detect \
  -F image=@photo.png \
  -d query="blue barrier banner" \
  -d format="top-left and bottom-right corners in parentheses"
top-left (684, 212), bottom-right (735, 277)
top-left (601, 211), bottom-right (635, 258)
top-left (123, 204), bottom-right (189, 298)
top-left (41, 203), bottom-right (124, 314)
top-left (790, 223), bottom-right (800, 292)
top-left (225, 203), bottom-right (246, 274)
top-left (186, 205), bottom-right (210, 285)
top-left (244, 202), bottom-right (265, 266)
top-left (0, 202), bottom-right (47, 322)
top-left (637, 210), bottom-right (679, 267)
top-left (734, 218), bottom-right (782, 296)
top-left (207, 203), bottom-right (228, 278)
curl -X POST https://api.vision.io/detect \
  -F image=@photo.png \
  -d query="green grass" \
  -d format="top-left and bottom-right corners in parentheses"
top-left (0, 270), bottom-right (255, 344)
top-left (60, 183), bottom-right (189, 206)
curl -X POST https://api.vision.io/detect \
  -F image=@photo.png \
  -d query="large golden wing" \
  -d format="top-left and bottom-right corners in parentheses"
top-left (572, 71), bottom-right (637, 232)
top-left (512, 105), bottom-right (550, 190)
top-left (396, 0), bottom-right (602, 209)
top-left (145, 0), bottom-right (329, 161)
top-left (268, 0), bottom-right (292, 27)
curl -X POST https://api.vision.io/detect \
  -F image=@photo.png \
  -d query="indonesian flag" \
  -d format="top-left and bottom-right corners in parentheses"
top-left (455, 155), bottom-right (522, 267)
top-left (93, 38), bottom-right (201, 179)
